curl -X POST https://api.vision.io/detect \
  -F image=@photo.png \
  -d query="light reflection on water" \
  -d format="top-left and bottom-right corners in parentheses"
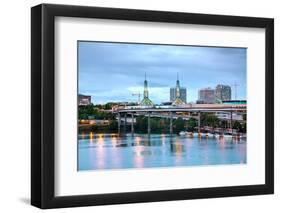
top-left (78, 133), bottom-right (247, 171)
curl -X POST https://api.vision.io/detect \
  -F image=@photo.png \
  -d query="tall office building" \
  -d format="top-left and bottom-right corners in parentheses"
top-left (215, 84), bottom-right (231, 103)
top-left (198, 87), bottom-right (215, 104)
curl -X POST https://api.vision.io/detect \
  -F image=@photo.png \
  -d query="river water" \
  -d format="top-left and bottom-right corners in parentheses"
top-left (78, 133), bottom-right (246, 171)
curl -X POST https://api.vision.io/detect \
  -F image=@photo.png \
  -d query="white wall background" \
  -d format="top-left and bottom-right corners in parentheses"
top-left (0, 0), bottom-right (279, 212)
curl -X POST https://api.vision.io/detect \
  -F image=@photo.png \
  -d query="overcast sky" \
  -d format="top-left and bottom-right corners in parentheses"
top-left (78, 41), bottom-right (246, 104)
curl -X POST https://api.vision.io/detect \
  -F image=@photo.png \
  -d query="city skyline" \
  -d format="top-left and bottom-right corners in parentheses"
top-left (79, 41), bottom-right (247, 104)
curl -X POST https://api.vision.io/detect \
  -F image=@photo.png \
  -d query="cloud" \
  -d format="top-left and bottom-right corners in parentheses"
top-left (79, 41), bottom-right (247, 103)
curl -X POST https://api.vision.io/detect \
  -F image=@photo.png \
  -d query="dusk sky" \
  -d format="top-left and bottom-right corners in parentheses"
top-left (78, 41), bottom-right (246, 104)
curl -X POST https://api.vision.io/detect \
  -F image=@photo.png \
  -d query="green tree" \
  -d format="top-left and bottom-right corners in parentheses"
top-left (173, 118), bottom-right (185, 134)
top-left (201, 113), bottom-right (220, 127)
top-left (135, 115), bottom-right (147, 133)
top-left (233, 121), bottom-right (242, 132)
top-left (78, 104), bottom-right (95, 119)
top-left (150, 119), bottom-right (159, 133)
top-left (108, 120), bottom-right (118, 131)
top-left (220, 120), bottom-right (228, 129)
top-left (241, 123), bottom-right (247, 133)
top-left (157, 118), bottom-right (169, 133)
top-left (186, 118), bottom-right (197, 132)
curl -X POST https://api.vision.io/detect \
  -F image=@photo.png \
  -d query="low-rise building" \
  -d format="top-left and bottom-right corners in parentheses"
top-left (78, 94), bottom-right (91, 106)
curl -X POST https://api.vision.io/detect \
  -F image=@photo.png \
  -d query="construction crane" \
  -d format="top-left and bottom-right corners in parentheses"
top-left (132, 92), bottom-right (141, 105)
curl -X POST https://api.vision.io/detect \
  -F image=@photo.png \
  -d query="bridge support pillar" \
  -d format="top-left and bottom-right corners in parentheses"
top-left (148, 112), bottom-right (151, 135)
top-left (118, 112), bottom-right (121, 135)
top-left (198, 111), bottom-right (201, 133)
top-left (131, 113), bottom-right (134, 137)
top-left (169, 112), bottom-right (173, 135)
top-left (230, 111), bottom-right (233, 134)
top-left (124, 113), bottom-right (127, 133)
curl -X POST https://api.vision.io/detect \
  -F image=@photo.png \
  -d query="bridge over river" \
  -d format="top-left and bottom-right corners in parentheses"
top-left (113, 104), bottom-right (246, 135)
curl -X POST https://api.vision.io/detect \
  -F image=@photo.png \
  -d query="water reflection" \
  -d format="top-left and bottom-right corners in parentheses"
top-left (89, 132), bottom-right (94, 143)
top-left (78, 133), bottom-right (247, 171)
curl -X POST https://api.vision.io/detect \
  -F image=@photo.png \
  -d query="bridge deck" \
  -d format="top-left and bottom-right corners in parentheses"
top-left (117, 107), bottom-right (246, 113)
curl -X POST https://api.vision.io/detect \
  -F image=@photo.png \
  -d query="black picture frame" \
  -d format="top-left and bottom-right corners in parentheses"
top-left (31, 3), bottom-right (274, 209)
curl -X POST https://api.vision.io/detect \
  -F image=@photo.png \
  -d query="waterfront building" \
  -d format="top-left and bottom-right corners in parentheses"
top-left (140, 73), bottom-right (154, 107)
top-left (78, 94), bottom-right (91, 106)
top-left (198, 87), bottom-right (215, 104)
top-left (215, 112), bottom-right (244, 121)
top-left (215, 84), bottom-right (231, 103)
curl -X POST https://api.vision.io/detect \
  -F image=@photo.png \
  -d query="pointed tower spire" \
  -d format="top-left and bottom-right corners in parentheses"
top-left (176, 73), bottom-right (180, 98)
top-left (143, 73), bottom-right (148, 98)
top-left (140, 73), bottom-right (154, 107)
top-left (172, 73), bottom-right (185, 106)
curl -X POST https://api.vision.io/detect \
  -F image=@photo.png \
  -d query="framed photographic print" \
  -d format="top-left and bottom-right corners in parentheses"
top-left (31, 4), bottom-right (274, 209)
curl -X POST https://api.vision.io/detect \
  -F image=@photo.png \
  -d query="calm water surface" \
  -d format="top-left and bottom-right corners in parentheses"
top-left (78, 133), bottom-right (246, 171)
